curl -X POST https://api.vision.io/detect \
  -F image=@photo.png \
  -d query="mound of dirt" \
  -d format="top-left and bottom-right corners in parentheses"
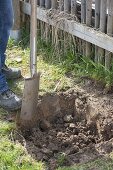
top-left (15, 83), bottom-right (113, 169)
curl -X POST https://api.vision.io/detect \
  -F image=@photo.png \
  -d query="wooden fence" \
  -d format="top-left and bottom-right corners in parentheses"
top-left (18, 0), bottom-right (113, 69)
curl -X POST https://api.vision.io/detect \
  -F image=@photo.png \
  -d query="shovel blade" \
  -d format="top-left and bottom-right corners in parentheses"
top-left (17, 73), bottom-right (40, 129)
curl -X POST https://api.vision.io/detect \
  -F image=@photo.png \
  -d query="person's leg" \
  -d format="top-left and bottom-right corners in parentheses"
top-left (0, 0), bottom-right (13, 67)
top-left (0, 0), bottom-right (12, 92)
top-left (0, 0), bottom-right (21, 80)
top-left (0, 0), bottom-right (21, 111)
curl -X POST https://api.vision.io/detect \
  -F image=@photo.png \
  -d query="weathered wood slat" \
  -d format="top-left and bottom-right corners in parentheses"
top-left (86, 0), bottom-right (92, 57)
top-left (80, 0), bottom-right (86, 55)
top-left (45, 0), bottom-right (51, 9)
top-left (105, 0), bottom-right (113, 69)
top-left (64, 0), bottom-right (71, 13)
top-left (51, 0), bottom-right (57, 9)
top-left (40, 0), bottom-right (45, 7)
top-left (71, 0), bottom-right (77, 15)
top-left (21, 2), bottom-right (113, 53)
top-left (81, 0), bottom-right (86, 23)
top-left (95, 0), bottom-right (101, 62)
top-left (45, 0), bottom-right (51, 43)
top-left (95, 0), bottom-right (100, 29)
top-left (98, 0), bottom-right (107, 64)
top-left (59, 0), bottom-right (64, 11)
top-left (11, 0), bottom-right (21, 40)
top-left (39, 0), bottom-right (45, 40)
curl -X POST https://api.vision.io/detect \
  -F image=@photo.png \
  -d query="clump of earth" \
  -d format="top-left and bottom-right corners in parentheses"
top-left (14, 81), bottom-right (113, 169)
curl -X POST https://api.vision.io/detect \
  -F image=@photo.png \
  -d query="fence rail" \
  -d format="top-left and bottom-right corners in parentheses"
top-left (19, 0), bottom-right (113, 69)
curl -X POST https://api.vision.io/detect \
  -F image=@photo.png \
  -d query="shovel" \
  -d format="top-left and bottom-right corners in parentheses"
top-left (17, 0), bottom-right (40, 129)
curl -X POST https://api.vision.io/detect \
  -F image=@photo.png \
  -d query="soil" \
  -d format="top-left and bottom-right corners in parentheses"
top-left (14, 80), bottom-right (113, 169)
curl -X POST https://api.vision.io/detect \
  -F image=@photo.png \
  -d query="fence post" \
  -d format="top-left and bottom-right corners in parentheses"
top-left (105, 0), bottom-right (113, 69)
top-left (10, 0), bottom-right (21, 41)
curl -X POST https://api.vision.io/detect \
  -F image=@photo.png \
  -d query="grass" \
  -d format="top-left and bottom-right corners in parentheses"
top-left (0, 29), bottom-right (113, 169)
top-left (0, 107), bottom-right (45, 170)
top-left (57, 157), bottom-right (113, 170)
top-left (0, 137), bottom-right (44, 170)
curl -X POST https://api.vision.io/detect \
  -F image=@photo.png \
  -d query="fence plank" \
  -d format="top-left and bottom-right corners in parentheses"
top-left (45, 0), bottom-right (51, 43)
top-left (59, 0), bottom-right (64, 11)
top-left (95, 0), bottom-right (101, 62)
top-left (40, 0), bottom-right (45, 7)
top-left (51, 0), bottom-right (58, 45)
top-left (81, 0), bottom-right (86, 55)
top-left (64, 0), bottom-right (71, 13)
top-left (39, 0), bottom-right (45, 40)
top-left (95, 0), bottom-right (100, 28)
top-left (51, 0), bottom-right (57, 9)
top-left (45, 0), bottom-right (51, 9)
top-left (71, 0), bottom-right (78, 54)
top-left (11, 0), bottom-right (21, 40)
top-left (71, 0), bottom-right (77, 15)
top-left (105, 0), bottom-right (113, 69)
top-left (98, 0), bottom-right (107, 64)
top-left (86, 0), bottom-right (92, 57)
top-left (81, 0), bottom-right (86, 23)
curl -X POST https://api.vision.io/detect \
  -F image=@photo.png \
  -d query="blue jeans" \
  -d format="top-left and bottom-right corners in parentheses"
top-left (0, 0), bottom-right (13, 93)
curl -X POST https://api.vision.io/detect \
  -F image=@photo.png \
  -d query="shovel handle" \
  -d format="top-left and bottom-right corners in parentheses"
top-left (30, 0), bottom-right (37, 76)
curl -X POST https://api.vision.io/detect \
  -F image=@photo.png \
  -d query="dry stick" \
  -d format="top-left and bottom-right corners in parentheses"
top-left (45, 0), bottom-right (51, 43)
top-left (40, 0), bottom-right (45, 40)
top-left (98, 0), bottom-right (107, 64)
top-left (64, 0), bottom-right (71, 55)
top-left (105, 0), bottom-right (113, 69)
top-left (95, 0), bottom-right (101, 63)
top-left (86, 0), bottom-right (92, 57)
top-left (81, 0), bottom-right (86, 55)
